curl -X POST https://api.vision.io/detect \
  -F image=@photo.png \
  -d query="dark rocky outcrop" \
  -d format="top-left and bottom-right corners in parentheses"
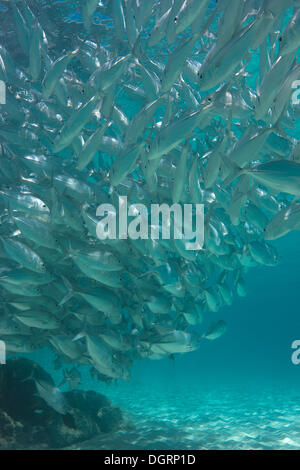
top-left (0, 358), bottom-right (124, 449)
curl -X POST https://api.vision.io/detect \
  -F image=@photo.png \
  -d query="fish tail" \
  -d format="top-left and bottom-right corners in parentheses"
top-left (221, 155), bottom-right (244, 187)
top-left (271, 120), bottom-right (290, 140)
top-left (58, 291), bottom-right (73, 307)
top-left (58, 275), bottom-right (74, 307)
top-left (72, 331), bottom-right (86, 342)
top-left (21, 368), bottom-right (36, 383)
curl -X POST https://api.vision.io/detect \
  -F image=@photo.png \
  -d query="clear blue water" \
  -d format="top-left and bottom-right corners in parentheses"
top-left (26, 231), bottom-right (300, 449)
top-left (1, 0), bottom-right (300, 450)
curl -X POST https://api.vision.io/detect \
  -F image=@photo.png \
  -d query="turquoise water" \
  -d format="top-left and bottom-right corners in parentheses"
top-left (1, 0), bottom-right (300, 450)
top-left (27, 231), bottom-right (300, 449)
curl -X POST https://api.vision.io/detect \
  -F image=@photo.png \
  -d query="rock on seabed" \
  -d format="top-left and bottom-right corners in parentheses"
top-left (0, 358), bottom-right (124, 449)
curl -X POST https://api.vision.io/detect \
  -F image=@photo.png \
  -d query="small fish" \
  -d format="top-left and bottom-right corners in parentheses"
top-left (42, 49), bottom-right (79, 99)
top-left (35, 378), bottom-right (68, 415)
top-left (264, 202), bottom-right (300, 240)
top-left (58, 367), bottom-right (81, 389)
top-left (0, 0), bottom-right (298, 386)
top-left (203, 320), bottom-right (227, 340)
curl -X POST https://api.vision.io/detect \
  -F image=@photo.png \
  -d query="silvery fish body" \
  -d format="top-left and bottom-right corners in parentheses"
top-left (0, 0), bottom-right (298, 398)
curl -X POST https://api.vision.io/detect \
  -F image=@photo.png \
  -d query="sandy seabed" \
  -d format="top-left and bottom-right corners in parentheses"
top-left (65, 385), bottom-right (300, 450)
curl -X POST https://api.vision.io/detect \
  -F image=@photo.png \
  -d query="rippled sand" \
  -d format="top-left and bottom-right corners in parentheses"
top-left (66, 385), bottom-right (300, 450)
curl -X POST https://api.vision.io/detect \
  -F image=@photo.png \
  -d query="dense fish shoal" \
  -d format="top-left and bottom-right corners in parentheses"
top-left (0, 0), bottom-right (299, 390)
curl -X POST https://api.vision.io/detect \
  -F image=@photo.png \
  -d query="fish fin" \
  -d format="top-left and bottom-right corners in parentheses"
top-left (235, 55), bottom-right (252, 79)
top-left (221, 155), bottom-right (244, 187)
top-left (256, 74), bottom-right (260, 97)
top-left (21, 367), bottom-right (37, 383)
top-left (200, 3), bottom-right (220, 35)
top-left (226, 109), bottom-right (233, 136)
top-left (58, 376), bottom-right (67, 388)
top-left (58, 291), bottom-right (73, 307)
top-left (60, 310), bottom-right (71, 321)
top-left (72, 322), bottom-right (88, 342)
top-left (271, 120), bottom-right (290, 140)
top-left (290, 195), bottom-right (299, 206)
top-left (205, 204), bottom-right (214, 227)
top-left (138, 270), bottom-right (154, 279)
top-left (218, 270), bottom-right (227, 284)
top-left (58, 275), bottom-right (74, 307)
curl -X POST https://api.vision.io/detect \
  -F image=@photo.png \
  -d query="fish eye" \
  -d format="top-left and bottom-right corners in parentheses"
top-left (279, 36), bottom-right (282, 42)
top-left (174, 17), bottom-right (178, 23)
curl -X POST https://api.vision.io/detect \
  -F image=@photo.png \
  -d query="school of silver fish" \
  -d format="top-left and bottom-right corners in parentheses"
top-left (0, 0), bottom-right (300, 386)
